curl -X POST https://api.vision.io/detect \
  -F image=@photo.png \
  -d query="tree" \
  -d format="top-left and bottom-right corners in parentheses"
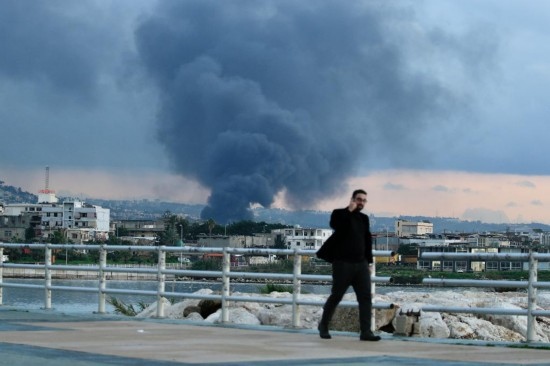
top-left (157, 211), bottom-right (193, 245)
top-left (116, 227), bottom-right (130, 237)
top-left (25, 227), bottom-right (35, 241)
top-left (397, 244), bottom-right (418, 256)
top-left (207, 219), bottom-right (216, 236)
top-left (273, 234), bottom-right (287, 250)
top-left (50, 230), bottom-right (67, 244)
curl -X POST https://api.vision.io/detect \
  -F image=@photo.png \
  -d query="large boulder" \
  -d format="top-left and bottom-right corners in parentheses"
top-left (476, 300), bottom-right (549, 342)
top-left (197, 299), bottom-right (222, 319)
top-left (444, 313), bottom-right (524, 342)
top-left (205, 307), bottom-right (261, 325)
top-left (135, 297), bottom-right (171, 318)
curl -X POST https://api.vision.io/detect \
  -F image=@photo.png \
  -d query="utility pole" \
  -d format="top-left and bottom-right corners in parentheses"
top-left (386, 226), bottom-right (389, 251)
top-left (178, 224), bottom-right (184, 265)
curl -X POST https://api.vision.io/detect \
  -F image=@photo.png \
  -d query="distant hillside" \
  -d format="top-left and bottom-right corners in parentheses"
top-left (2, 179), bottom-right (549, 233)
top-left (85, 198), bottom-right (204, 221)
top-left (0, 180), bottom-right (37, 204)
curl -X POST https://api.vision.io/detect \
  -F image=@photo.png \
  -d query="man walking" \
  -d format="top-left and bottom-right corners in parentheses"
top-left (316, 189), bottom-right (381, 341)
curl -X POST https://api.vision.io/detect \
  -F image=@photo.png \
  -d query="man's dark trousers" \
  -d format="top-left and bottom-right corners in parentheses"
top-left (320, 260), bottom-right (372, 333)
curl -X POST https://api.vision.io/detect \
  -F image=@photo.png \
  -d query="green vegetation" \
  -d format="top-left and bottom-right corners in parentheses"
top-left (257, 283), bottom-right (294, 294)
top-left (107, 297), bottom-right (149, 316)
top-left (374, 265), bottom-right (550, 283)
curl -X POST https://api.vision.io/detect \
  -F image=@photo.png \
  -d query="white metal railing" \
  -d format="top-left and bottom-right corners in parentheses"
top-left (0, 243), bottom-right (393, 327)
top-left (420, 251), bottom-right (550, 343)
top-left (3, 244), bottom-right (549, 343)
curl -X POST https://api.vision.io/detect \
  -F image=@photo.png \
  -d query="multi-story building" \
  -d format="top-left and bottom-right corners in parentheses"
top-left (396, 220), bottom-right (433, 237)
top-left (0, 198), bottom-right (110, 242)
top-left (272, 227), bottom-right (333, 251)
top-left (41, 200), bottom-right (110, 242)
top-left (197, 233), bottom-right (272, 248)
top-left (113, 219), bottom-right (165, 238)
top-left (1, 203), bottom-right (43, 241)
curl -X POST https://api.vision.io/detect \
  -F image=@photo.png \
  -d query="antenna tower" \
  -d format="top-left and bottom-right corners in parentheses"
top-left (45, 166), bottom-right (50, 191)
top-left (39, 166), bottom-right (54, 194)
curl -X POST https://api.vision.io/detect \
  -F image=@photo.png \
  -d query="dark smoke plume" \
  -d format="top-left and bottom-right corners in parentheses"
top-left (135, 1), bottom-right (491, 223)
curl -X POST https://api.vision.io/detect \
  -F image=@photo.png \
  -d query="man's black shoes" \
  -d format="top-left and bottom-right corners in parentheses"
top-left (318, 324), bottom-right (331, 339)
top-left (359, 332), bottom-right (381, 341)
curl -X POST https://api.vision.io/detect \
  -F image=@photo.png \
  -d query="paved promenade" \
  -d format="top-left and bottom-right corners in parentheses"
top-left (1, 307), bottom-right (550, 366)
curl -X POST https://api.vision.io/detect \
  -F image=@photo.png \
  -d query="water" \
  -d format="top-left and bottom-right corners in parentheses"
top-left (0, 278), bottom-right (499, 314)
top-left (2, 279), bottom-right (332, 314)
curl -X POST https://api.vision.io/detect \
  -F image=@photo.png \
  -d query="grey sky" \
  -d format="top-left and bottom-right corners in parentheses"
top-left (1, 0), bottom-right (549, 223)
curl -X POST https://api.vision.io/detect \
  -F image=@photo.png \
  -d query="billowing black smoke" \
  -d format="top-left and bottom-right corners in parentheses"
top-left (135, 1), bottom-right (490, 223)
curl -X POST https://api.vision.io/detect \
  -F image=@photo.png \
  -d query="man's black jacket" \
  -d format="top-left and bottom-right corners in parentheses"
top-left (316, 207), bottom-right (373, 264)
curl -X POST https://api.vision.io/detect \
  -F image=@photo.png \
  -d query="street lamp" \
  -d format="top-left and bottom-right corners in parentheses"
top-left (178, 224), bottom-right (183, 242)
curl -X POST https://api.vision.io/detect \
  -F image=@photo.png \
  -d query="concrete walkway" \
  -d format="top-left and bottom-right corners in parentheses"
top-left (1, 307), bottom-right (550, 366)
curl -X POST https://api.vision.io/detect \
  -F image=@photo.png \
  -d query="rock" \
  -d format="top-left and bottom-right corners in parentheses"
top-left (418, 311), bottom-right (450, 338)
top-left (185, 312), bottom-right (205, 322)
top-left (135, 297), bottom-right (171, 318)
top-left (198, 299), bottom-right (222, 319)
top-left (477, 300), bottom-right (549, 342)
top-left (444, 314), bottom-right (524, 342)
top-left (206, 307), bottom-right (261, 325)
top-left (183, 305), bottom-right (202, 318)
top-left (135, 287), bottom-right (550, 343)
top-left (331, 307), bottom-right (360, 332)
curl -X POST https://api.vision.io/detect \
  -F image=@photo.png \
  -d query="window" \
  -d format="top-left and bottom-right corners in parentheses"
top-left (418, 260), bottom-right (431, 269)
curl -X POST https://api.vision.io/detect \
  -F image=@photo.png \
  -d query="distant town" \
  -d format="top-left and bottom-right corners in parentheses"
top-left (2, 178), bottom-right (550, 273)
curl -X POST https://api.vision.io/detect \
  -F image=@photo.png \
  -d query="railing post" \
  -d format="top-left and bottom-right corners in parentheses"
top-left (44, 245), bottom-right (52, 310)
top-left (0, 247), bottom-right (3, 306)
top-left (221, 247), bottom-right (230, 323)
top-left (371, 260), bottom-right (376, 332)
top-left (97, 245), bottom-right (107, 314)
top-left (156, 247), bottom-right (166, 318)
top-left (526, 251), bottom-right (538, 343)
top-left (292, 249), bottom-right (302, 327)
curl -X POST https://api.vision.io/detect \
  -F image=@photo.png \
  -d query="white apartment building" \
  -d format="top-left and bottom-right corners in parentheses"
top-left (41, 200), bottom-right (110, 241)
top-left (396, 220), bottom-right (434, 237)
top-left (1, 198), bottom-right (110, 242)
top-left (3, 203), bottom-right (43, 216)
top-left (272, 227), bottom-right (333, 251)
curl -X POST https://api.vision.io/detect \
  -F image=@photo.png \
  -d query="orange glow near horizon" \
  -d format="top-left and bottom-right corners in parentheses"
top-left (3, 167), bottom-right (550, 224)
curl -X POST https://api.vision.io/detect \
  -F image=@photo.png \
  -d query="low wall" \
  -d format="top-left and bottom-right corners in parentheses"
top-left (0, 268), bottom-right (164, 280)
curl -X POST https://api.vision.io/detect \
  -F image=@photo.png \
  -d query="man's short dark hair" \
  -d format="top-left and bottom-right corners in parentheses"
top-left (352, 189), bottom-right (367, 198)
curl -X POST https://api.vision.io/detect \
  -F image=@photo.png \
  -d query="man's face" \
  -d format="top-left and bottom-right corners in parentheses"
top-left (353, 193), bottom-right (367, 211)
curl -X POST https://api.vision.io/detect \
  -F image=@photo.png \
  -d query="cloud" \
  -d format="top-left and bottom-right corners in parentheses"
top-left (383, 182), bottom-right (406, 191)
top-left (506, 202), bottom-right (518, 208)
top-left (432, 185), bottom-right (450, 192)
top-left (135, 0), bottom-right (490, 223)
top-left (516, 180), bottom-right (536, 188)
top-left (0, 0), bottom-right (164, 170)
top-left (531, 200), bottom-right (543, 206)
